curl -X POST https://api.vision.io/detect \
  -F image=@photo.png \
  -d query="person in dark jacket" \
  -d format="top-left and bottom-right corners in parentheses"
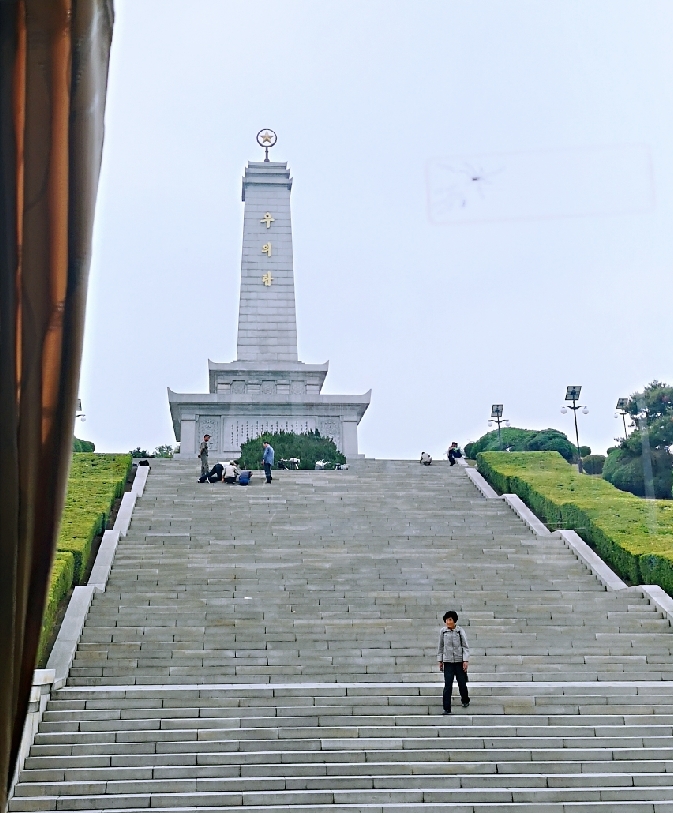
top-left (198, 462), bottom-right (223, 483)
top-left (437, 610), bottom-right (470, 714)
top-left (447, 442), bottom-right (462, 466)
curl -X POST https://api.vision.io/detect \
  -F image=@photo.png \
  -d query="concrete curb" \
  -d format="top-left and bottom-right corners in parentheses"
top-left (464, 467), bottom-right (499, 499)
top-left (502, 493), bottom-right (552, 537)
top-left (88, 529), bottom-right (120, 589)
top-left (113, 491), bottom-right (137, 537)
top-left (132, 464), bottom-right (149, 496)
top-left (558, 530), bottom-right (628, 591)
top-left (46, 585), bottom-right (97, 690)
top-left (640, 585), bottom-right (673, 625)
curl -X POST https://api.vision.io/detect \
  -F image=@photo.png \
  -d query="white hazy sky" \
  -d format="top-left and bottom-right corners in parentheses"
top-left (81, 0), bottom-right (673, 460)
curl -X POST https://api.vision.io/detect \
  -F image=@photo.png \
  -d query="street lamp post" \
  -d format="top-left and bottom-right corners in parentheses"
top-left (487, 404), bottom-right (510, 450)
top-left (561, 385), bottom-right (588, 473)
top-left (615, 397), bottom-right (629, 440)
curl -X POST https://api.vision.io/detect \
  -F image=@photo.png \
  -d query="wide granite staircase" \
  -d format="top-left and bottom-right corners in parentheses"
top-left (12, 459), bottom-right (673, 812)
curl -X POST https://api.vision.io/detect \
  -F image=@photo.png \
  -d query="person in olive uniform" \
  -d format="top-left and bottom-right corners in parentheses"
top-left (198, 434), bottom-right (211, 479)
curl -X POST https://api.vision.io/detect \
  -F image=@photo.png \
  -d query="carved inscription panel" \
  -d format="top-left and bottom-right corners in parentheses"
top-left (223, 417), bottom-right (317, 451)
top-left (317, 418), bottom-right (342, 447)
top-left (198, 417), bottom-right (221, 452)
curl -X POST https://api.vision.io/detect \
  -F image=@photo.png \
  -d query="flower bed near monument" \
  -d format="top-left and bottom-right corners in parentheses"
top-left (38, 453), bottom-right (131, 663)
top-left (477, 451), bottom-right (673, 593)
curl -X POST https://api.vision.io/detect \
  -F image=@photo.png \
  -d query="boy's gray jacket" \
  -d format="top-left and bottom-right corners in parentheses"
top-left (437, 626), bottom-right (469, 662)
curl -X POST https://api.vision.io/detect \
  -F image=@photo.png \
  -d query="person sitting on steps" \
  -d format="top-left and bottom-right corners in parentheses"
top-left (420, 452), bottom-right (432, 466)
top-left (437, 610), bottom-right (470, 714)
top-left (447, 442), bottom-right (462, 466)
top-left (223, 462), bottom-right (240, 484)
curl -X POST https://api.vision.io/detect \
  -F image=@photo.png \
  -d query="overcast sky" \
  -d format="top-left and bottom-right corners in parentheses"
top-left (81, 0), bottom-right (673, 459)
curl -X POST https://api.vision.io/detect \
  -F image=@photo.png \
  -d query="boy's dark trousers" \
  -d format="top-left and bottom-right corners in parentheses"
top-left (263, 462), bottom-right (272, 483)
top-left (443, 661), bottom-right (469, 711)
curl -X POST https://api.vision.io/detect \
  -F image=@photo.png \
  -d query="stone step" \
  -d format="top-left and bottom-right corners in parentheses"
top-left (13, 771), bottom-right (673, 796)
top-left (11, 803), bottom-right (673, 813)
top-left (33, 709), bottom-right (673, 732)
top-left (9, 783), bottom-right (673, 811)
top-left (17, 756), bottom-right (670, 784)
top-left (22, 755), bottom-right (673, 776)
top-left (39, 705), bottom-right (673, 724)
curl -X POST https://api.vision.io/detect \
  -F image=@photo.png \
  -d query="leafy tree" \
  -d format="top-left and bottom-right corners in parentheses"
top-left (624, 381), bottom-right (673, 451)
top-left (603, 446), bottom-right (672, 499)
top-left (239, 430), bottom-right (346, 471)
top-left (154, 445), bottom-right (174, 458)
top-left (582, 454), bottom-right (606, 475)
top-left (465, 427), bottom-right (584, 463)
top-left (130, 447), bottom-right (151, 458)
top-left (603, 381), bottom-right (673, 499)
top-left (72, 437), bottom-right (95, 452)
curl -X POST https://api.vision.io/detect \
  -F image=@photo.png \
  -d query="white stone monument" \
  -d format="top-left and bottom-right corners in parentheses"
top-left (169, 131), bottom-right (371, 461)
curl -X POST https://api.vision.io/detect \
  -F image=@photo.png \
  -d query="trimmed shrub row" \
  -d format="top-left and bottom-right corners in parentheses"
top-left (38, 453), bottom-right (132, 664)
top-left (477, 451), bottom-right (673, 594)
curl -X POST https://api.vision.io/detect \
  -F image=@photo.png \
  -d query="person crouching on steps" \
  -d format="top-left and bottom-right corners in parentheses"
top-left (438, 610), bottom-right (470, 714)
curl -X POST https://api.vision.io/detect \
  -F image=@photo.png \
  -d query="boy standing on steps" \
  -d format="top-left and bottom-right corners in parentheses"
top-left (438, 610), bottom-right (470, 714)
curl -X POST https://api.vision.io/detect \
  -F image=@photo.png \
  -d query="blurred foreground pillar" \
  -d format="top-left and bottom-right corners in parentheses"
top-left (0, 1), bottom-right (113, 807)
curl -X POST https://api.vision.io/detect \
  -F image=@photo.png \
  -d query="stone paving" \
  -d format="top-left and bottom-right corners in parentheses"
top-left (12, 459), bottom-right (673, 812)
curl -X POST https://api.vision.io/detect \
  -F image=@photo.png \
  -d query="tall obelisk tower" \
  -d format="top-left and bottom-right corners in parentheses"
top-left (168, 131), bottom-right (371, 460)
top-left (237, 162), bottom-right (298, 362)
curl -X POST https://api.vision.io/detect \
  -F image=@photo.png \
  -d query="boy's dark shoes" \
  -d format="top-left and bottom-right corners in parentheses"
top-left (442, 710), bottom-right (452, 715)
top-left (462, 700), bottom-right (470, 707)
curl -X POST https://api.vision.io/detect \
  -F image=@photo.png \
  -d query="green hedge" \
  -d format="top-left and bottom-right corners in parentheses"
top-left (476, 451), bottom-right (673, 591)
top-left (38, 553), bottom-right (75, 665)
top-left (56, 453), bottom-right (131, 581)
top-left (39, 453), bottom-right (132, 664)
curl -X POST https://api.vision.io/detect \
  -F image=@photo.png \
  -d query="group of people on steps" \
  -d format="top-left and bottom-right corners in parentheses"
top-left (197, 434), bottom-right (275, 484)
top-left (420, 442), bottom-right (463, 466)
